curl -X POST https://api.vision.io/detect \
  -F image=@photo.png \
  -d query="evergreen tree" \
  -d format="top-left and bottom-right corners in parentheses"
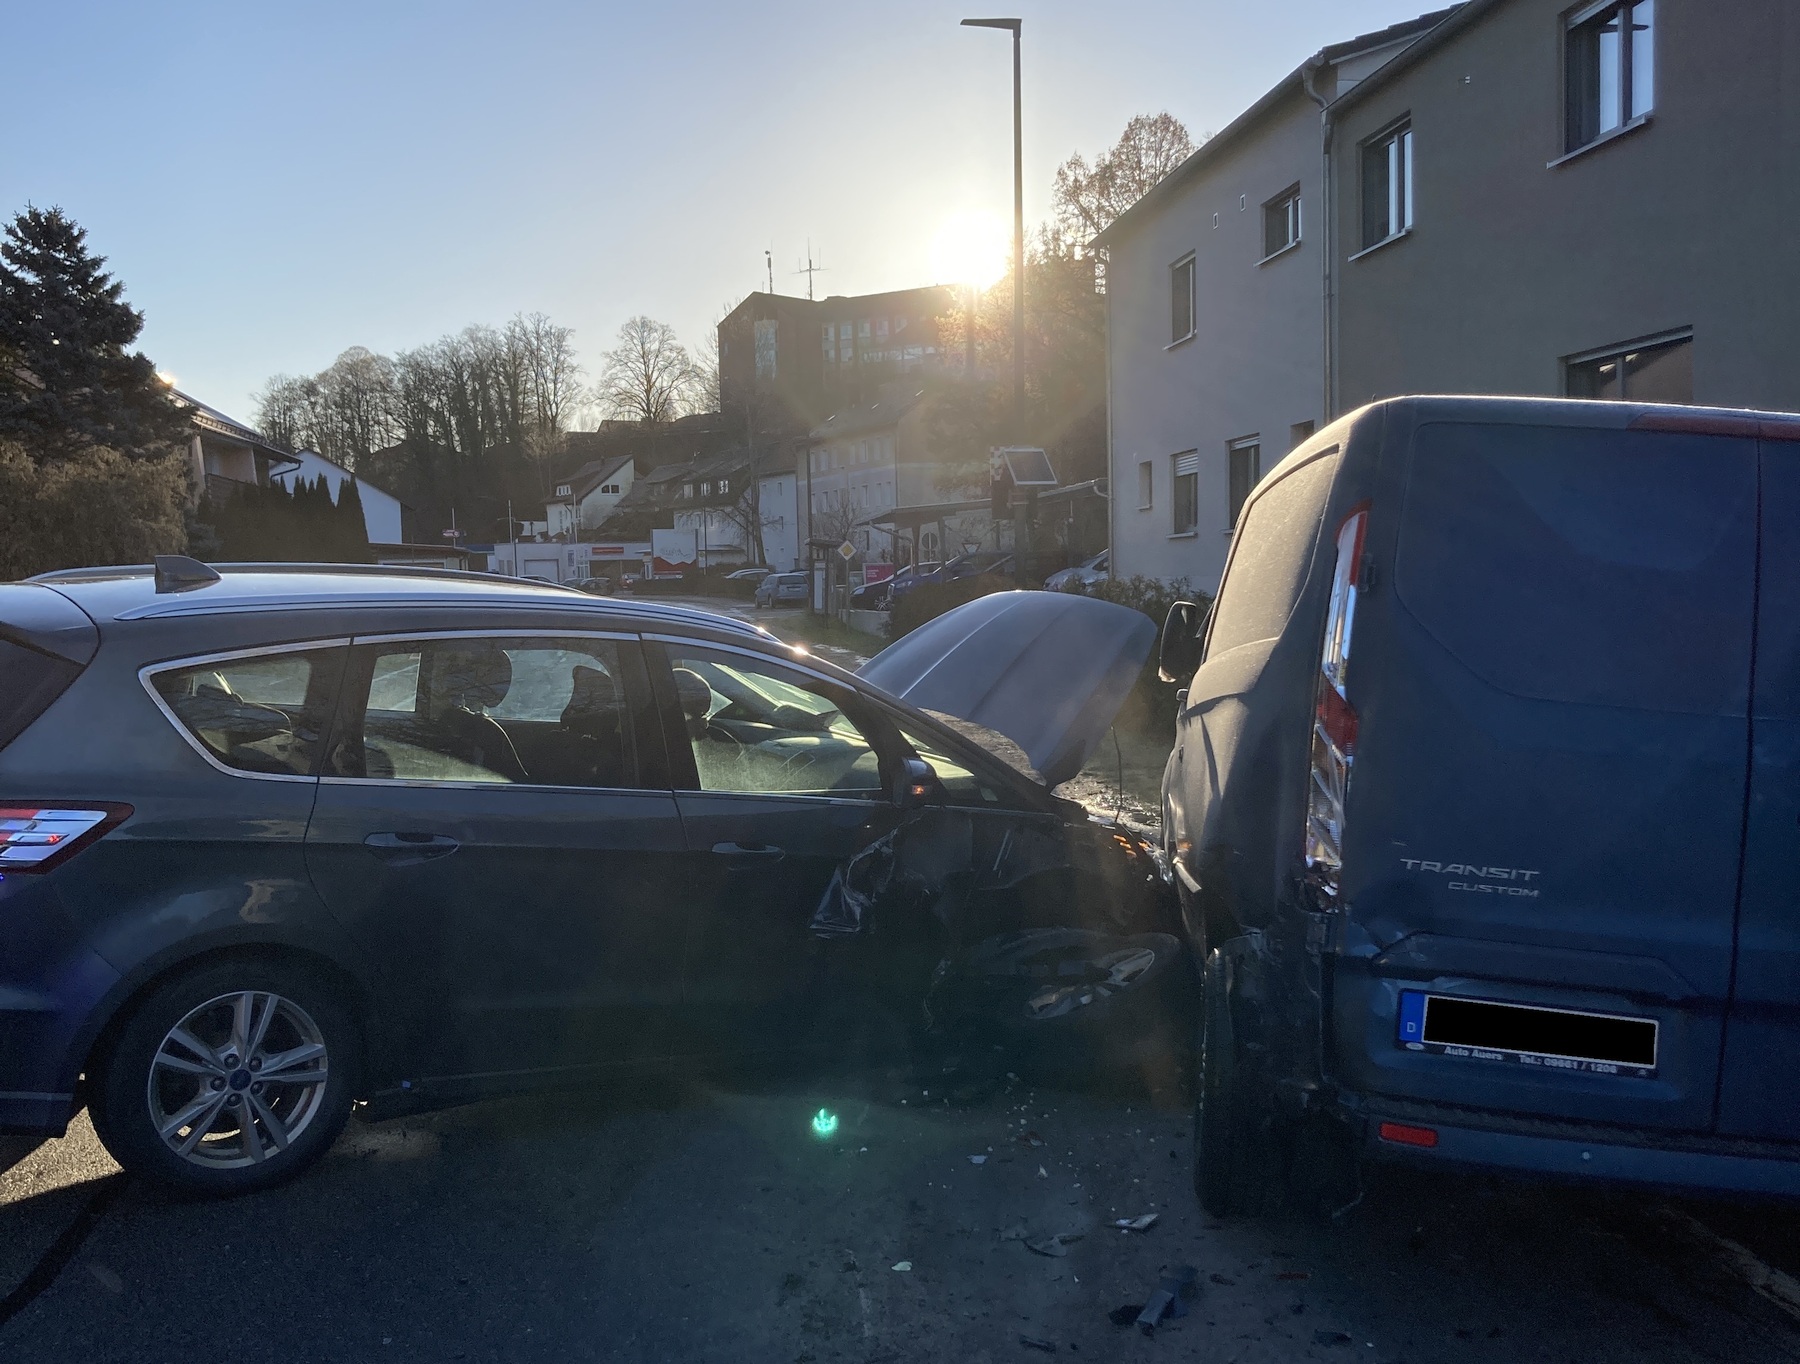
top-left (334, 476), bottom-right (373, 562)
top-left (0, 205), bottom-right (192, 464)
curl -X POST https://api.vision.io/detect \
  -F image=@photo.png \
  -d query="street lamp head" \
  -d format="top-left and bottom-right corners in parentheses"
top-left (961, 17), bottom-right (1021, 31)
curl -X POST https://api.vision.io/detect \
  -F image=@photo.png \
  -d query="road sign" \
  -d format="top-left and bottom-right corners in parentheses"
top-left (837, 540), bottom-right (857, 561)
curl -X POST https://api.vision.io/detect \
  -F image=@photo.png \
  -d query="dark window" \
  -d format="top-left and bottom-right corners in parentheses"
top-left (1228, 438), bottom-right (1262, 527)
top-left (664, 646), bottom-right (885, 797)
top-left (1566, 0), bottom-right (1654, 152)
top-left (1566, 333), bottom-right (1691, 403)
top-left (1262, 186), bottom-right (1302, 258)
top-left (1170, 255), bottom-right (1195, 342)
top-left (0, 639), bottom-right (83, 752)
top-left (1207, 448), bottom-right (1340, 658)
top-left (340, 637), bottom-right (644, 788)
top-left (151, 648), bottom-right (343, 777)
top-left (1395, 422), bottom-right (1756, 714)
top-left (1137, 460), bottom-right (1154, 509)
top-left (1361, 120), bottom-right (1414, 248)
top-left (1290, 420), bottom-right (1316, 448)
top-left (1172, 451), bottom-right (1199, 533)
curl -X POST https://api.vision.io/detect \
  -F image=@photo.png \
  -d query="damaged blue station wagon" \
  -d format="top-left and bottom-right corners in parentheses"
top-left (1159, 395), bottom-right (1800, 1212)
top-left (0, 567), bottom-right (1176, 1195)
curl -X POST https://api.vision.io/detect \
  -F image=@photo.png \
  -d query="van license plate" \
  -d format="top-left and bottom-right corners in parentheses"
top-left (1397, 991), bottom-right (1656, 1077)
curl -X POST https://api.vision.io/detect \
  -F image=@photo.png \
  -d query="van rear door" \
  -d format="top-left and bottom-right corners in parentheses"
top-left (1716, 431), bottom-right (1800, 1140)
top-left (1336, 418), bottom-right (1757, 1135)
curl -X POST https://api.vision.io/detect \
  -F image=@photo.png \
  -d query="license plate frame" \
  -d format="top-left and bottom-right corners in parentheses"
top-left (1397, 990), bottom-right (1657, 1078)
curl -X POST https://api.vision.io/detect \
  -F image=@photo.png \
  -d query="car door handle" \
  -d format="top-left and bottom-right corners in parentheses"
top-left (711, 841), bottom-right (785, 864)
top-left (363, 832), bottom-right (460, 865)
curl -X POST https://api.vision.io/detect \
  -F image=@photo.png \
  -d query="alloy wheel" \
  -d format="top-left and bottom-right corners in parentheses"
top-left (146, 990), bottom-right (331, 1169)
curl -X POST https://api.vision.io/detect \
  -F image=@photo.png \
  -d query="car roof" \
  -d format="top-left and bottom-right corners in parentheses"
top-left (28, 562), bottom-right (769, 639)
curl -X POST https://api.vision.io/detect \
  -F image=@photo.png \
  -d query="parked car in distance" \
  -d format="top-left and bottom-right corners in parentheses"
top-left (0, 564), bottom-right (1173, 1195)
top-left (724, 567), bottom-right (772, 582)
top-left (863, 561), bottom-right (939, 609)
top-left (566, 577), bottom-right (613, 596)
top-left (849, 569), bottom-right (901, 609)
top-left (754, 571), bottom-right (808, 607)
top-left (886, 554), bottom-right (1012, 604)
top-left (1044, 549), bottom-right (1109, 593)
top-left (1158, 394), bottom-right (1800, 1214)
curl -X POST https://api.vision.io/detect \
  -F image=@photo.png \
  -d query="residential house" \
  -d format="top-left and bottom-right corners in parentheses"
top-left (594, 445), bottom-right (799, 571)
top-left (176, 391), bottom-right (292, 504)
top-left (1325, 0), bottom-right (1800, 416)
top-left (719, 286), bottom-right (957, 437)
top-left (546, 455), bottom-right (635, 539)
top-left (1096, 10), bottom-right (1452, 591)
top-left (803, 387), bottom-right (991, 567)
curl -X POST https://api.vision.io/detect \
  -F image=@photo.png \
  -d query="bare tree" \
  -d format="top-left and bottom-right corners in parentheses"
top-left (596, 316), bottom-right (699, 425)
top-left (1052, 112), bottom-right (1196, 242)
top-left (510, 311), bottom-right (587, 435)
top-left (693, 325), bottom-right (722, 416)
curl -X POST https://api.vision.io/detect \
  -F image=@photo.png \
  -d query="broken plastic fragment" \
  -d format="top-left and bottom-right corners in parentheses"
top-left (1112, 1214), bottom-right (1159, 1233)
top-left (968, 1155), bottom-right (987, 1165)
top-left (812, 1108), bottom-right (839, 1138)
top-left (1025, 1232), bottom-right (1083, 1258)
top-left (891, 1261), bottom-right (912, 1272)
top-left (1019, 1336), bottom-right (1056, 1353)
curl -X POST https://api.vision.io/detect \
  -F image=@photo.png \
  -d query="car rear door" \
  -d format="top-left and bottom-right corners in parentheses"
top-left (304, 630), bottom-right (688, 1092)
top-left (1716, 428), bottom-right (1800, 1140)
top-left (1335, 418), bottom-right (1757, 1135)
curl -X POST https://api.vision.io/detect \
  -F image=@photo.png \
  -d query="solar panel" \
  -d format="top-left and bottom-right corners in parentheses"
top-left (999, 447), bottom-right (1057, 487)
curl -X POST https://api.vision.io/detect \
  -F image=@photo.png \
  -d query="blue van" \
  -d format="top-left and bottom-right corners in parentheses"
top-left (1158, 395), bottom-right (1800, 1213)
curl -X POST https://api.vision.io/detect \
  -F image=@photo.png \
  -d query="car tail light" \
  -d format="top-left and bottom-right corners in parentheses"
top-left (1378, 1121), bottom-right (1438, 1149)
top-left (1303, 506), bottom-right (1367, 911)
top-left (0, 803), bottom-right (131, 874)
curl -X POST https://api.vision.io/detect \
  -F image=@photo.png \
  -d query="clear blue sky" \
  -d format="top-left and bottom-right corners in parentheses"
top-left (7, 0), bottom-right (1439, 422)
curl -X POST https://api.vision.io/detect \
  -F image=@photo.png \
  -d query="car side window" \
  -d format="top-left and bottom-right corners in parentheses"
top-left (896, 723), bottom-right (1008, 806)
top-left (662, 646), bottom-right (886, 798)
top-left (150, 647), bottom-right (343, 777)
top-left (332, 636), bottom-right (646, 789)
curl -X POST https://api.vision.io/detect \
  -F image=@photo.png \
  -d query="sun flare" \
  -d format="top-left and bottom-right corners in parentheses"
top-left (929, 209), bottom-right (1008, 290)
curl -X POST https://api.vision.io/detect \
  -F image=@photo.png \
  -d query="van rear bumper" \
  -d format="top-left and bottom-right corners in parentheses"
top-left (1355, 1102), bottom-right (1800, 1199)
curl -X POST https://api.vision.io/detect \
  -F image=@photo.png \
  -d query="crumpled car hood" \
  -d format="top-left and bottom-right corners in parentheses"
top-left (858, 590), bottom-right (1157, 787)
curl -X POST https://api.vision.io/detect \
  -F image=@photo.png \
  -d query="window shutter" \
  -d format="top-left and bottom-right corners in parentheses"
top-left (1173, 452), bottom-right (1201, 477)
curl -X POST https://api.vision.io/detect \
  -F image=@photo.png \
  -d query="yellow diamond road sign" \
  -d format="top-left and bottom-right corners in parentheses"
top-left (837, 540), bottom-right (856, 561)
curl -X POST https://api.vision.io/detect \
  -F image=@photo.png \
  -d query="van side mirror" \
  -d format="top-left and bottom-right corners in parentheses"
top-left (1158, 600), bottom-right (1208, 683)
top-left (896, 757), bottom-right (941, 810)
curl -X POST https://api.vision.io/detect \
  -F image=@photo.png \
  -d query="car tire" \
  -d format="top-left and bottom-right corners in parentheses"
top-left (1193, 947), bottom-right (1267, 1217)
top-left (89, 958), bottom-right (358, 1197)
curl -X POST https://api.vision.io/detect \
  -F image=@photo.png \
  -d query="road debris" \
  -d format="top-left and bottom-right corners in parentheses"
top-left (1017, 1130), bottom-right (1045, 1148)
top-left (969, 1155), bottom-right (988, 1165)
top-left (1209, 1273), bottom-right (1236, 1286)
top-left (1115, 1265), bottom-right (1199, 1336)
top-left (1037, 1165), bottom-right (1049, 1178)
top-left (1025, 1232), bottom-right (1084, 1258)
top-left (1019, 1335), bottom-right (1057, 1352)
top-left (1313, 1330), bottom-right (1353, 1347)
top-left (1112, 1214), bottom-right (1159, 1233)
top-left (892, 1261), bottom-right (912, 1272)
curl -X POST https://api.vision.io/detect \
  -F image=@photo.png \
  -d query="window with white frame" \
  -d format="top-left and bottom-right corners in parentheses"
top-left (1360, 120), bottom-right (1414, 248)
top-left (1137, 460), bottom-right (1154, 510)
top-left (1262, 186), bottom-right (1302, 259)
top-left (1171, 451), bottom-right (1199, 534)
top-left (1170, 254), bottom-right (1195, 343)
top-left (1566, 0), bottom-right (1654, 152)
top-left (1227, 437), bottom-right (1261, 528)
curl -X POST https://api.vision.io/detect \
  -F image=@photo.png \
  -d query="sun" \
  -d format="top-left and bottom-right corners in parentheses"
top-left (929, 209), bottom-right (1009, 290)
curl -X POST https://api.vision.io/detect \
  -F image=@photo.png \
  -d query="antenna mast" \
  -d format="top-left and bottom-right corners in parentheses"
top-left (792, 241), bottom-right (828, 300)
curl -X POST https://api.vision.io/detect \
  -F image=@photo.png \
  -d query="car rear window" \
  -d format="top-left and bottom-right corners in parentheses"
top-left (1206, 447), bottom-right (1340, 657)
top-left (1396, 422), bottom-right (1757, 714)
top-left (149, 648), bottom-right (344, 776)
top-left (0, 638), bottom-right (84, 752)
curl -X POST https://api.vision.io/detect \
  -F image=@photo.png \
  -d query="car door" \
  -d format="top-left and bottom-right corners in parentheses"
top-left (1717, 432), bottom-right (1800, 1139)
top-left (645, 636), bottom-right (907, 1056)
top-left (303, 630), bottom-right (688, 1093)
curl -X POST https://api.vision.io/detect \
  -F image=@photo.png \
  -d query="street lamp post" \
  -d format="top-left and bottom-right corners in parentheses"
top-left (960, 17), bottom-right (1024, 437)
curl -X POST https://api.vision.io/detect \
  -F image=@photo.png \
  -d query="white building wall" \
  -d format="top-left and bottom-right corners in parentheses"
top-left (1105, 91), bottom-right (1327, 593)
top-left (274, 448), bottom-right (405, 544)
top-left (758, 472), bottom-right (799, 571)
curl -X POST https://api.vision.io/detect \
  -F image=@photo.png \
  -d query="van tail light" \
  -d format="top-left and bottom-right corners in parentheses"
top-left (1303, 507), bottom-right (1368, 911)
top-left (0, 804), bottom-right (131, 874)
top-left (1378, 1121), bottom-right (1439, 1149)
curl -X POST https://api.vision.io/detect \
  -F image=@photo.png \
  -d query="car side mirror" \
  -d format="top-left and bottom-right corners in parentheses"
top-left (1158, 600), bottom-right (1208, 683)
top-left (896, 757), bottom-right (941, 810)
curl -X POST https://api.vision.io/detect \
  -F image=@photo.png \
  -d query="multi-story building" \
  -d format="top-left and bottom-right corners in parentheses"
top-left (1104, 0), bottom-right (1800, 594)
top-left (1096, 10), bottom-right (1451, 591)
top-left (1325, 0), bottom-right (1800, 416)
top-left (718, 286), bottom-right (956, 437)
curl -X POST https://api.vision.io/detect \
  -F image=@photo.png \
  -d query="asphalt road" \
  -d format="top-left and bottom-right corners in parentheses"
top-left (6, 1064), bottom-right (1800, 1364)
